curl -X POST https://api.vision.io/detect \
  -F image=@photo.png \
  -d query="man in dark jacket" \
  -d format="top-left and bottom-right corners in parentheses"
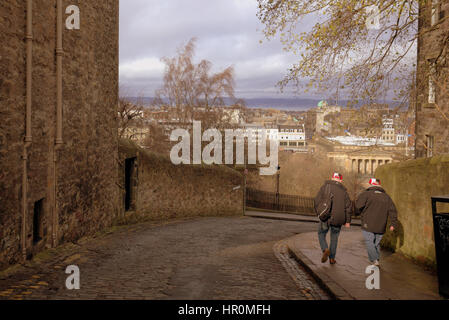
top-left (355, 178), bottom-right (398, 266)
top-left (314, 173), bottom-right (352, 265)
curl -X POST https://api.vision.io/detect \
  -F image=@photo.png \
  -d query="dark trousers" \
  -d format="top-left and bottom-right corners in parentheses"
top-left (318, 221), bottom-right (342, 259)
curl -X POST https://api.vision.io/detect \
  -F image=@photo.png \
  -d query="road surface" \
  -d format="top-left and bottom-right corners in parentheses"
top-left (0, 216), bottom-right (329, 300)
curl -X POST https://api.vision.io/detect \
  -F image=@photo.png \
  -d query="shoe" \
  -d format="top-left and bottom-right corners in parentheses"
top-left (321, 249), bottom-right (331, 263)
top-left (373, 260), bottom-right (380, 267)
top-left (329, 258), bottom-right (337, 265)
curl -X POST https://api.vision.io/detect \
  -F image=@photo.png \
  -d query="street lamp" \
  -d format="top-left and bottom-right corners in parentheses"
top-left (276, 165), bottom-right (281, 210)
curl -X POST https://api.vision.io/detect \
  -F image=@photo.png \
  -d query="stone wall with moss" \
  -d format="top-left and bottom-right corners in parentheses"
top-left (376, 155), bottom-right (449, 266)
top-left (118, 139), bottom-right (244, 222)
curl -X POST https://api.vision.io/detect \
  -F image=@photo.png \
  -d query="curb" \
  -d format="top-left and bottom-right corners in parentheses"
top-left (245, 211), bottom-right (361, 226)
top-left (245, 212), bottom-right (320, 224)
top-left (286, 245), bottom-right (355, 300)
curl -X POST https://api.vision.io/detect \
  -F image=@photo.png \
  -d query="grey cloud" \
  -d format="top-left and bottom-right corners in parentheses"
top-left (119, 0), bottom-right (314, 99)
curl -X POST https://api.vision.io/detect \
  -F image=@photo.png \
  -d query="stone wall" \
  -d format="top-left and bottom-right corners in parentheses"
top-left (415, 0), bottom-right (449, 157)
top-left (118, 139), bottom-right (244, 221)
top-left (376, 155), bottom-right (449, 266)
top-left (0, 1), bottom-right (119, 269)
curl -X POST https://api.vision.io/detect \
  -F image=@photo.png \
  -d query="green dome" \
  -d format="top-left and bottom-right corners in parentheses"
top-left (318, 100), bottom-right (327, 108)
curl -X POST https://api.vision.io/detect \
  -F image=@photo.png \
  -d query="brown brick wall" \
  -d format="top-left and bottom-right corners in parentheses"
top-left (0, 1), bottom-right (119, 269)
top-left (416, 0), bottom-right (449, 157)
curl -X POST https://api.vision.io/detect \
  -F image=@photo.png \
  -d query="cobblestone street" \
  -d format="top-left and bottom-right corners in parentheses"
top-left (0, 217), bottom-right (329, 300)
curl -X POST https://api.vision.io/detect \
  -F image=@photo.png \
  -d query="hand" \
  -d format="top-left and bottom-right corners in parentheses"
top-left (390, 226), bottom-right (394, 232)
top-left (345, 223), bottom-right (350, 228)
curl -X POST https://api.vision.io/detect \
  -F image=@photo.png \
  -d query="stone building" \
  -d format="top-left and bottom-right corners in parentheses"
top-left (360, 104), bottom-right (390, 120)
top-left (0, 1), bottom-right (119, 268)
top-left (310, 137), bottom-right (406, 175)
top-left (415, 0), bottom-right (449, 157)
top-left (328, 148), bottom-right (398, 176)
top-left (315, 102), bottom-right (342, 134)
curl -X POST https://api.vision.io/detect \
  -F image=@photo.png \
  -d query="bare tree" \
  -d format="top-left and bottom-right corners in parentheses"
top-left (143, 122), bottom-right (172, 154)
top-left (153, 38), bottom-right (240, 129)
top-left (256, 0), bottom-right (446, 104)
top-left (118, 97), bottom-right (144, 139)
top-left (343, 171), bottom-right (365, 202)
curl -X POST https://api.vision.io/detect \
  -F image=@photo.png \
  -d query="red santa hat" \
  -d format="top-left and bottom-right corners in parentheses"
top-left (332, 172), bottom-right (343, 181)
top-left (369, 178), bottom-right (381, 186)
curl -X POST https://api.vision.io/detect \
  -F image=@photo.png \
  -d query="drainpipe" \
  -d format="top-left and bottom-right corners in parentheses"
top-left (22, 0), bottom-right (34, 261)
top-left (53, 0), bottom-right (64, 247)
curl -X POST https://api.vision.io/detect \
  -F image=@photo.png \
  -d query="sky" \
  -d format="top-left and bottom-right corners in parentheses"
top-left (119, 0), bottom-right (313, 99)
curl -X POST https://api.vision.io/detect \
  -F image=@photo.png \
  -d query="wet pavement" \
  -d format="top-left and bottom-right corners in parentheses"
top-left (285, 227), bottom-right (442, 300)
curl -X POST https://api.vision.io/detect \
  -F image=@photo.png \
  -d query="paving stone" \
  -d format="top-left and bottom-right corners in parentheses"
top-left (0, 217), bottom-right (329, 300)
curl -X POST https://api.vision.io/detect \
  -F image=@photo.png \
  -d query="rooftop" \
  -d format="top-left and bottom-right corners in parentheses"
top-left (326, 136), bottom-right (396, 146)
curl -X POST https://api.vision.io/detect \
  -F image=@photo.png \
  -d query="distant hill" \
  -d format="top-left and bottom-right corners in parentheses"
top-left (230, 98), bottom-right (322, 110)
top-left (126, 97), bottom-right (403, 112)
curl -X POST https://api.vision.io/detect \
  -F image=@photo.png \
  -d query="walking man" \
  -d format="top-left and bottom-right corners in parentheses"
top-left (314, 173), bottom-right (352, 265)
top-left (355, 178), bottom-right (398, 266)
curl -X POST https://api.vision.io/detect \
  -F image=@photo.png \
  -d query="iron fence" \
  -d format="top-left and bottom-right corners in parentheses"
top-left (246, 188), bottom-right (315, 216)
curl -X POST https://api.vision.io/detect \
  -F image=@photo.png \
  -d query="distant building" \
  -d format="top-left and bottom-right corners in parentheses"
top-left (326, 136), bottom-right (395, 147)
top-left (381, 118), bottom-right (395, 142)
top-left (237, 123), bottom-right (277, 148)
top-left (319, 137), bottom-right (406, 175)
top-left (278, 124), bottom-right (307, 151)
top-left (304, 110), bottom-right (317, 139)
top-left (315, 101), bottom-right (342, 134)
top-left (396, 133), bottom-right (407, 145)
top-left (239, 122), bottom-right (308, 152)
top-left (222, 107), bottom-right (244, 125)
top-left (360, 104), bottom-right (390, 119)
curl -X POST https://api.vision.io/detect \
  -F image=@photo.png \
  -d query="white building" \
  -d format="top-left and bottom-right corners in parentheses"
top-left (241, 124), bottom-right (278, 144)
top-left (278, 125), bottom-right (307, 151)
top-left (240, 123), bottom-right (307, 152)
top-left (381, 118), bottom-right (396, 143)
top-left (222, 108), bottom-right (243, 125)
top-left (326, 136), bottom-right (396, 147)
top-left (396, 133), bottom-right (407, 145)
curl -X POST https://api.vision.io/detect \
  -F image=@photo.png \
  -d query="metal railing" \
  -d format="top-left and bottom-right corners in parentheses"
top-left (246, 188), bottom-right (315, 216)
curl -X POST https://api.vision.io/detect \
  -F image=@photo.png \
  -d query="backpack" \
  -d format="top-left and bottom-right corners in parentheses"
top-left (315, 184), bottom-right (334, 222)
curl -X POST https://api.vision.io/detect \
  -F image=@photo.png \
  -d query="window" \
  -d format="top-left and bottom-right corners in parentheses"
top-left (426, 135), bottom-right (434, 158)
top-left (431, 0), bottom-right (441, 26)
top-left (33, 199), bottom-right (44, 244)
top-left (428, 62), bottom-right (437, 104)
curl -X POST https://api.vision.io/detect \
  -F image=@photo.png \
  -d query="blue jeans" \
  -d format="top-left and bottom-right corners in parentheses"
top-left (318, 221), bottom-right (341, 259)
top-left (362, 230), bottom-right (384, 262)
